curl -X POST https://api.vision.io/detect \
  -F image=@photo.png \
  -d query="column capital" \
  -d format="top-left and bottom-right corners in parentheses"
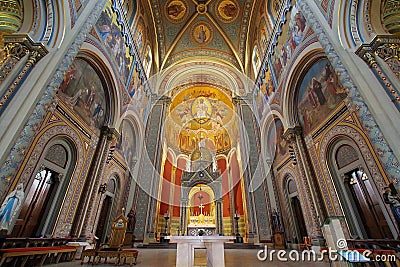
top-left (283, 126), bottom-right (302, 142)
top-left (3, 34), bottom-right (48, 61)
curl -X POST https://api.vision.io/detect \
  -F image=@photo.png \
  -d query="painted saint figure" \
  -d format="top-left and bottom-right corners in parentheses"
top-left (0, 183), bottom-right (25, 234)
top-left (198, 26), bottom-right (207, 44)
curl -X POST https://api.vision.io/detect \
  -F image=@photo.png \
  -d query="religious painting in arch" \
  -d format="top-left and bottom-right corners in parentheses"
top-left (297, 58), bottom-right (346, 134)
top-left (58, 58), bottom-right (106, 129)
top-left (270, 1), bottom-right (307, 84)
top-left (95, 1), bottom-right (134, 86)
top-left (267, 119), bottom-right (287, 164)
top-left (120, 120), bottom-right (137, 169)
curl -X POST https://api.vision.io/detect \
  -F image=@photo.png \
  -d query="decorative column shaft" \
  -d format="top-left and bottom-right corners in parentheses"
top-left (180, 199), bottom-right (188, 235)
top-left (0, 0), bottom-right (108, 198)
top-left (133, 96), bottom-right (170, 242)
top-left (285, 127), bottom-right (322, 239)
top-left (216, 199), bottom-right (223, 235)
top-left (233, 95), bottom-right (271, 242)
top-left (73, 127), bottom-right (118, 237)
top-left (297, 0), bottom-right (400, 186)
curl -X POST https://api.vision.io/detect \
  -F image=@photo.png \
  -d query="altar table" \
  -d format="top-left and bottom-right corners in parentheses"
top-left (165, 236), bottom-right (234, 267)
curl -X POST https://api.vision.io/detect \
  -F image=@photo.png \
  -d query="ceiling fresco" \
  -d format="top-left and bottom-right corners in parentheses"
top-left (147, 0), bottom-right (257, 72)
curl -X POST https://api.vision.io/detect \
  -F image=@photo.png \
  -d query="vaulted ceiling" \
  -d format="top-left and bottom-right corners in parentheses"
top-left (147, 0), bottom-right (260, 73)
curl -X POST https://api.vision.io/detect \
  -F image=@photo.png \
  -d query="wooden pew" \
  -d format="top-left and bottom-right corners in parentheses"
top-left (0, 246), bottom-right (77, 266)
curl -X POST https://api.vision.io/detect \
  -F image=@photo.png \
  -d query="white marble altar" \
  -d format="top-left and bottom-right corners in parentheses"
top-left (165, 236), bottom-right (234, 267)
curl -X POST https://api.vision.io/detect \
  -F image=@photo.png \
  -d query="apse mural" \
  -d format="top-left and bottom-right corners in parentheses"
top-left (270, 1), bottom-right (306, 83)
top-left (167, 87), bottom-right (236, 155)
top-left (95, 2), bottom-right (133, 86)
top-left (58, 59), bottom-right (106, 128)
top-left (297, 58), bottom-right (346, 134)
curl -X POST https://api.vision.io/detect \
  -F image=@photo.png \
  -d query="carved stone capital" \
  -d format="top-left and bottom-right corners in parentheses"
top-left (3, 34), bottom-right (48, 62)
top-left (356, 35), bottom-right (400, 62)
top-left (283, 126), bottom-right (302, 142)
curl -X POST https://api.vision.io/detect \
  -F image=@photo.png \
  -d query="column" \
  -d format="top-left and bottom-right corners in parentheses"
top-left (133, 96), bottom-right (170, 242)
top-left (180, 198), bottom-right (188, 236)
top-left (215, 199), bottom-right (223, 235)
top-left (233, 95), bottom-right (271, 242)
top-left (283, 127), bottom-right (322, 241)
top-left (74, 127), bottom-right (119, 237)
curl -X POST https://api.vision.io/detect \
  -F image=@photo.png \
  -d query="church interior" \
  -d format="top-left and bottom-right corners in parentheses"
top-left (0, 0), bottom-right (400, 266)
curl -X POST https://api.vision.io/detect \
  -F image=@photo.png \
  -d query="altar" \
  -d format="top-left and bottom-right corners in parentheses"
top-left (165, 236), bottom-right (234, 267)
top-left (187, 213), bottom-right (216, 236)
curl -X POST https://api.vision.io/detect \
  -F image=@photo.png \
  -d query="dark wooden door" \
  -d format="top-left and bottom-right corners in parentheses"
top-left (12, 169), bottom-right (58, 237)
top-left (346, 170), bottom-right (392, 239)
top-left (291, 196), bottom-right (308, 242)
top-left (95, 196), bottom-right (112, 243)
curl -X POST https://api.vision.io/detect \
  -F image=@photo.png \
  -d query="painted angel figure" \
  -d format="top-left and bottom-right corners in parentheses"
top-left (0, 183), bottom-right (25, 234)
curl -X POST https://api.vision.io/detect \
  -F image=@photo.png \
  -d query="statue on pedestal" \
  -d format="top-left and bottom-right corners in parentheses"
top-left (0, 183), bottom-right (25, 235)
top-left (383, 186), bottom-right (400, 228)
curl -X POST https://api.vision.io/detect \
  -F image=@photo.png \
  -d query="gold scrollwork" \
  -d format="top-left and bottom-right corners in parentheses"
top-left (374, 43), bottom-right (400, 61)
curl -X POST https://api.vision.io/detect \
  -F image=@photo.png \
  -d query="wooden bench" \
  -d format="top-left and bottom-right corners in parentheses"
top-left (81, 249), bottom-right (138, 265)
top-left (0, 246), bottom-right (77, 266)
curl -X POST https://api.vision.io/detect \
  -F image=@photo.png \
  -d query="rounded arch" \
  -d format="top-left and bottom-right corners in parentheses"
top-left (19, 0), bottom-right (67, 49)
top-left (319, 124), bottom-right (396, 237)
top-left (335, 0), bottom-right (389, 49)
top-left (281, 43), bottom-right (324, 128)
top-left (11, 123), bottom-right (88, 237)
top-left (261, 112), bottom-right (285, 162)
top-left (79, 42), bottom-right (123, 129)
top-left (278, 169), bottom-right (307, 244)
top-left (96, 170), bottom-right (123, 243)
top-left (119, 115), bottom-right (142, 165)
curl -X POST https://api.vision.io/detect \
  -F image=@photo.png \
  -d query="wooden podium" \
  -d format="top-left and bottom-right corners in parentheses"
top-left (273, 232), bottom-right (285, 249)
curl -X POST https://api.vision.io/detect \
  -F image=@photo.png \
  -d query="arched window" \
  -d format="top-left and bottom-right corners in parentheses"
top-left (96, 176), bottom-right (120, 243)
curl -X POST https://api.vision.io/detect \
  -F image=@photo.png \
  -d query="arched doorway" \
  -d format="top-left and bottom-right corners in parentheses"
top-left (328, 141), bottom-right (393, 239)
top-left (13, 140), bottom-right (76, 237)
top-left (285, 178), bottom-right (307, 244)
top-left (96, 177), bottom-right (119, 243)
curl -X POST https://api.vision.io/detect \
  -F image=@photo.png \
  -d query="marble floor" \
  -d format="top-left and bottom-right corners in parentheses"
top-left (46, 248), bottom-right (331, 267)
